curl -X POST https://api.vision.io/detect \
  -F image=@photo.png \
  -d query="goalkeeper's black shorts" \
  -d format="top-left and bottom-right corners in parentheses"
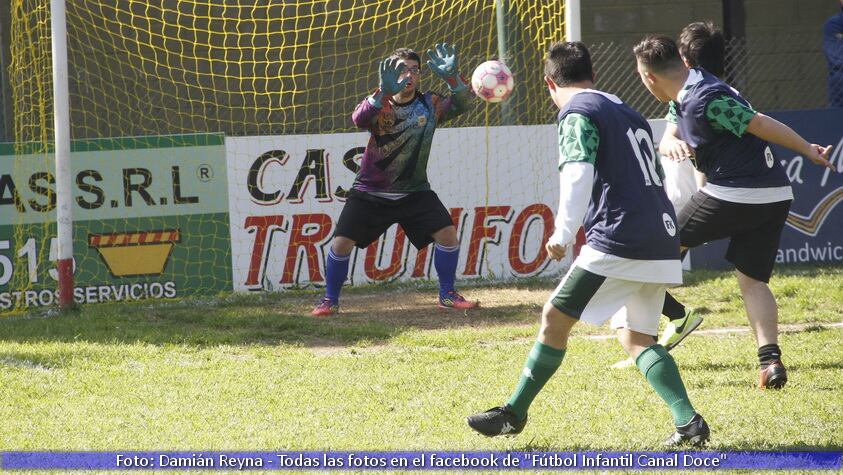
top-left (335, 189), bottom-right (454, 250)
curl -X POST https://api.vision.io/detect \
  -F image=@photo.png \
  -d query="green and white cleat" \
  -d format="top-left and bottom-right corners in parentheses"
top-left (659, 310), bottom-right (703, 351)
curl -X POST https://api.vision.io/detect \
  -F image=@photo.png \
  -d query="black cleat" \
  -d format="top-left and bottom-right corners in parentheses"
top-left (664, 413), bottom-right (710, 447)
top-left (759, 360), bottom-right (788, 389)
top-left (466, 406), bottom-right (527, 437)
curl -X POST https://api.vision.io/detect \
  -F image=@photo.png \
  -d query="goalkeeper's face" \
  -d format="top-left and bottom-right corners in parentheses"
top-left (398, 59), bottom-right (421, 94)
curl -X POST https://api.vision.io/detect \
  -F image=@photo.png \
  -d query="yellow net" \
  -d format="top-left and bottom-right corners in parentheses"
top-left (5, 0), bottom-right (566, 312)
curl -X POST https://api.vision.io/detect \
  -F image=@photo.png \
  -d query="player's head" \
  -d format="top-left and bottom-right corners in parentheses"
top-left (544, 41), bottom-right (594, 87)
top-left (388, 48), bottom-right (421, 96)
top-left (544, 41), bottom-right (594, 107)
top-left (678, 21), bottom-right (725, 78)
top-left (633, 35), bottom-right (686, 102)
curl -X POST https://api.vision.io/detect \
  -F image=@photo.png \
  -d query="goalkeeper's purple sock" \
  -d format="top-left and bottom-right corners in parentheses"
top-left (324, 248), bottom-right (350, 303)
top-left (434, 243), bottom-right (460, 299)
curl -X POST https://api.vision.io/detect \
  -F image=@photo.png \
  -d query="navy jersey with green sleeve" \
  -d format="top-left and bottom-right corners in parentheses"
top-left (676, 69), bottom-right (789, 188)
top-left (558, 91), bottom-right (680, 260)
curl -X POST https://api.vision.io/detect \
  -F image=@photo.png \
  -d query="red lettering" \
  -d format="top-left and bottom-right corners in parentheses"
top-left (279, 213), bottom-right (333, 284)
top-left (243, 215), bottom-right (286, 287)
top-left (364, 225), bottom-right (407, 280)
top-left (508, 204), bottom-right (553, 275)
top-left (574, 227), bottom-right (586, 258)
top-left (411, 208), bottom-right (464, 278)
top-left (463, 206), bottom-right (513, 276)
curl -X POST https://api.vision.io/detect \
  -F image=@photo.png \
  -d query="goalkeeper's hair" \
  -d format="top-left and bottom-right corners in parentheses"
top-left (544, 41), bottom-right (593, 86)
top-left (633, 35), bottom-right (685, 74)
top-left (679, 21), bottom-right (725, 78)
top-left (389, 48), bottom-right (421, 64)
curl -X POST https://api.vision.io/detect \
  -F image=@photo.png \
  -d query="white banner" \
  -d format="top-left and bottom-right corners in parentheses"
top-left (226, 125), bottom-right (577, 292)
top-left (225, 121), bottom-right (670, 292)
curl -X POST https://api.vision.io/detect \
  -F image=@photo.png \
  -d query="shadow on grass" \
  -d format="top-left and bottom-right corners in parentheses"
top-left (1, 266), bottom-right (839, 349)
top-left (0, 283), bottom-right (547, 349)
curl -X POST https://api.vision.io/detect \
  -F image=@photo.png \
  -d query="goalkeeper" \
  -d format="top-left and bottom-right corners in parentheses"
top-left (311, 44), bottom-right (478, 316)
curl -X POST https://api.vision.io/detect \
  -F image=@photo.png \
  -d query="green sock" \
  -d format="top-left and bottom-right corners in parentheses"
top-left (636, 344), bottom-right (697, 426)
top-left (506, 341), bottom-right (566, 420)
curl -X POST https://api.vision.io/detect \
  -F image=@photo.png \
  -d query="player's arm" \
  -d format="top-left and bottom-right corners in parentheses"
top-left (658, 101), bottom-right (694, 161)
top-left (746, 113), bottom-right (834, 170)
top-left (426, 43), bottom-right (470, 123)
top-left (707, 96), bottom-right (835, 170)
top-left (352, 58), bottom-right (408, 129)
top-left (546, 113), bottom-right (598, 261)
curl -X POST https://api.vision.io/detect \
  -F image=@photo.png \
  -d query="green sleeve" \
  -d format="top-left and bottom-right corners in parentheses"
top-left (705, 95), bottom-right (756, 136)
top-left (558, 113), bottom-right (599, 170)
top-left (664, 100), bottom-right (678, 124)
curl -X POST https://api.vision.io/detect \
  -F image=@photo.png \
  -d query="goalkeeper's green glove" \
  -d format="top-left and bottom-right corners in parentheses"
top-left (371, 57), bottom-right (409, 107)
top-left (426, 43), bottom-right (467, 92)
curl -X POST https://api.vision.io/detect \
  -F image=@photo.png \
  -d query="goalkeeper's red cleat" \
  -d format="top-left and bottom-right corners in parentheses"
top-left (311, 297), bottom-right (339, 317)
top-left (438, 290), bottom-right (479, 310)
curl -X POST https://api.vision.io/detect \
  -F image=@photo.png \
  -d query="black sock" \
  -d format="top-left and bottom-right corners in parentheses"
top-left (758, 344), bottom-right (782, 368)
top-left (662, 292), bottom-right (687, 321)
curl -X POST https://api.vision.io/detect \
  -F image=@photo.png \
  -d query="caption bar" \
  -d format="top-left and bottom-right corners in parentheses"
top-left (1, 451), bottom-right (841, 470)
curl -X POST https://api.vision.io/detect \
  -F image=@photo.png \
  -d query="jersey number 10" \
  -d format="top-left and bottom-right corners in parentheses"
top-left (626, 128), bottom-right (663, 187)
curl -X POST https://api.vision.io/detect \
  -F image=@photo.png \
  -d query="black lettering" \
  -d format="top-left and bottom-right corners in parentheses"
top-left (76, 170), bottom-right (105, 210)
top-left (0, 174), bottom-right (25, 212)
top-left (28, 172), bottom-right (56, 212)
top-left (335, 146), bottom-right (365, 199)
top-left (247, 150), bottom-right (286, 203)
top-left (123, 168), bottom-right (154, 206)
top-left (287, 149), bottom-right (328, 202)
top-left (172, 166), bottom-right (198, 204)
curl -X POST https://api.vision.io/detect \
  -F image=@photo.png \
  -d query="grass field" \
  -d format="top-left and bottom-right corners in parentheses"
top-left (1, 266), bottom-right (841, 473)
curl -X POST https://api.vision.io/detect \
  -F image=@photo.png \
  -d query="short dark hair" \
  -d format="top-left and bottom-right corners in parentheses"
top-left (632, 35), bottom-right (685, 73)
top-left (389, 48), bottom-right (421, 64)
top-left (544, 41), bottom-right (593, 86)
top-left (679, 21), bottom-right (725, 77)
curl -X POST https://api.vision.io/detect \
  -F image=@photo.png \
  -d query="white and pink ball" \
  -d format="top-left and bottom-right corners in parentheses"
top-left (470, 60), bottom-right (515, 103)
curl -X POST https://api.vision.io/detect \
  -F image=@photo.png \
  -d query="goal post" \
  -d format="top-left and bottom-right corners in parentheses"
top-left (49, 0), bottom-right (73, 309)
top-left (5, 0), bottom-right (570, 313)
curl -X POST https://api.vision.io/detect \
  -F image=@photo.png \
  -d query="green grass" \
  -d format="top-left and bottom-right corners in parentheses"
top-left (0, 266), bottom-right (842, 473)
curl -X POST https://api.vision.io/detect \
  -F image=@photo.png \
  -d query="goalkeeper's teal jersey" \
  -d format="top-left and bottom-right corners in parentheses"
top-left (350, 89), bottom-right (469, 193)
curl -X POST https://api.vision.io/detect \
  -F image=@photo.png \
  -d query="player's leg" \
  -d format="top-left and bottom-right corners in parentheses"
top-left (614, 284), bottom-right (709, 446)
top-left (467, 266), bottom-right (626, 437)
top-left (399, 191), bottom-right (478, 309)
top-left (726, 199), bottom-right (791, 389)
top-left (661, 191), bottom-right (740, 348)
top-left (312, 194), bottom-right (392, 316)
top-left (430, 225), bottom-right (478, 309)
top-left (312, 236), bottom-right (356, 316)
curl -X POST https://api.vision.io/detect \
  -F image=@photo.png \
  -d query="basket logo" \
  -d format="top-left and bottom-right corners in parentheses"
top-left (89, 229), bottom-right (180, 277)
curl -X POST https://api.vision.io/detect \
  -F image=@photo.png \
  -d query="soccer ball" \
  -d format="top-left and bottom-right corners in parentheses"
top-left (471, 60), bottom-right (515, 103)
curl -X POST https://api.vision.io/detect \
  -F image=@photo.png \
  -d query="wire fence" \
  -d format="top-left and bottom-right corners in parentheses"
top-left (592, 35), bottom-right (839, 120)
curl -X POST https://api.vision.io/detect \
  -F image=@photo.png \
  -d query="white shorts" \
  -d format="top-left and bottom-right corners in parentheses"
top-left (548, 265), bottom-right (668, 336)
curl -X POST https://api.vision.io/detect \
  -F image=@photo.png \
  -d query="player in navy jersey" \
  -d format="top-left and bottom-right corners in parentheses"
top-left (311, 44), bottom-right (479, 317)
top-left (655, 22), bottom-right (724, 350)
top-left (613, 22), bottom-right (726, 369)
top-left (467, 42), bottom-right (710, 447)
top-left (633, 35), bottom-right (835, 389)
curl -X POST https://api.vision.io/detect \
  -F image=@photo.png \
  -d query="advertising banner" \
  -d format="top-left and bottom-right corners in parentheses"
top-left (690, 109), bottom-right (843, 270)
top-left (226, 125), bottom-right (570, 291)
top-left (0, 134), bottom-right (232, 311)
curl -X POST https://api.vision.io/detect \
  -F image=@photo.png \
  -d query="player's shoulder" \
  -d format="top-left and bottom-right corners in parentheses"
top-left (687, 73), bottom-right (737, 105)
top-left (562, 90), bottom-right (623, 119)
